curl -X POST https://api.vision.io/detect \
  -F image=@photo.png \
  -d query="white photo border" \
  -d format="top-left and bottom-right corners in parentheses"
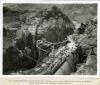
top-left (0, 0), bottom-right (100, 78)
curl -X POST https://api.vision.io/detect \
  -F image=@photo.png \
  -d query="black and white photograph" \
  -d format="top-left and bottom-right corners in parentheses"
top-left (3, 3), bottom-right (97, 75)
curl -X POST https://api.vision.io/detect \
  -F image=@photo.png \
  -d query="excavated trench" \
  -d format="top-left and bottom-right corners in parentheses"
top-left (3, 36), bottom-right (87, 75)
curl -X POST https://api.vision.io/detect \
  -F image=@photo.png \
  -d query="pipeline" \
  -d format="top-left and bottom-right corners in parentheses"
top-left (54, 50), bottom-right (79, 75)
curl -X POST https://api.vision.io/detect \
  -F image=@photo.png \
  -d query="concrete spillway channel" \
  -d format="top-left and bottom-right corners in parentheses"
top-left (54, 51), bottom-right (79, 75)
